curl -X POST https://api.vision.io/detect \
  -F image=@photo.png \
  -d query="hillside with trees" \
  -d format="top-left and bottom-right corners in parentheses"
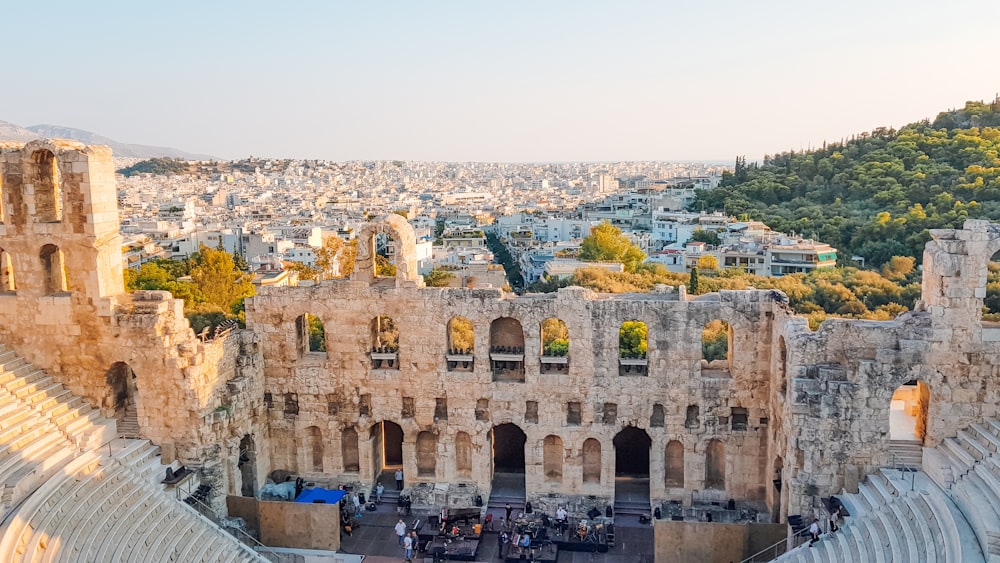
top-left (695, 99), bottom-right (1000, 269)
top-left (117, 157), bottom-right (192, 177)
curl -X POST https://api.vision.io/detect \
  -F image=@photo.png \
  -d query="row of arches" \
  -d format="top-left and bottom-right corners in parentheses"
top-left (0, 148), bottom-right (64, 224)
top-left (294, 314), bottom-right (732, 370)
top-left (0, 244), bottom-right (69, 293)
top-left (292, 421), bottom-right (729, 490)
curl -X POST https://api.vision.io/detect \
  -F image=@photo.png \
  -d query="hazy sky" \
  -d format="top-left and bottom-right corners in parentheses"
top-left (3, 1), bottom-right (998, 162)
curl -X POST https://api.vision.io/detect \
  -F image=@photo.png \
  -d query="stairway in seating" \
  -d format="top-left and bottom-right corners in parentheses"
top-left (772, 468), bottom-right (983, 563)
top-left (0, 343), bottom-right (267, 562)
top-left (889, 439), bottom-right (924, 470)
top-left (118, 404), bottom-right (140, 439)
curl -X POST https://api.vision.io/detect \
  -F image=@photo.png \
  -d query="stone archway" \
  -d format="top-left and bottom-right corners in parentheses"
top-left (489, 423), bottom-right (527, 509)
top-left (371, 420), bottom-right (404, 482)
top-left (238, 434), bottom-right (257, 497)
top-left (613, 426), bottom-right (652, 514)
top-left (105, 362), bottom-right (138, 437)
top-left (352, 214), bottom-right (422, 285)
top-left (888, 380), bottom-right (929, 470)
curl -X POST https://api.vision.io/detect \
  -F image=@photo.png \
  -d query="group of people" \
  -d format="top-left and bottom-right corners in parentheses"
top-left (808, 507), bottom-right (841, 547)
top-left (396, 519), bottom-right (419, 561)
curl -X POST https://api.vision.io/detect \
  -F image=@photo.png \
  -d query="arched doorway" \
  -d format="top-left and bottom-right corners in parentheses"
top-left (238, 435), bottom-right (257, 497)
top-left (371, 420), bottom-right (404, 484)
top-left (105, 362), bottom-right (138, 438)
top-left (489, 423), bottom-right (527, 510)
top-left (889, 380), bottom-right (928, 469)
top-left (613, 426), bottom-right (651, 514)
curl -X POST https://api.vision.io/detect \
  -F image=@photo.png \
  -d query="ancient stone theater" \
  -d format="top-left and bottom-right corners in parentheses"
top-left (2, 139), bottom-right (1000, 562)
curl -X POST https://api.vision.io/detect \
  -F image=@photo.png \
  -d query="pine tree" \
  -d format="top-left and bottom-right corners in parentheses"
top-left (688, 267), bottom-right (700, 295)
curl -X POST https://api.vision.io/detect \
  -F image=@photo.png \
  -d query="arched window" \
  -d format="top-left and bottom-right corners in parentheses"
top-left (540, 318), bottom-right (569, 374)
top-left (543, 435), bottom-right (563, 482)
top-left (0, 248), bottom-right (15, 292)
top-left (701, 320), bottom-right (732, 376)
top-left (778, 336), bottom-right (788, 395)
top-left (342, 427), bottom-right (360, 472)
top-left (705, 439), bottom-right (725, 490)
top-left (447, 316), bottom-right (475, 372)
top-left (39, 244), bottom-right (67, 294)
top-left (665, 440), bottom-right (685, 487)
top-left (650, 403), bottom-right (665, 427)
top-left (296, 313), bottom-right (325, 355)
top-left (374, 232), bottom-right (397, 277)
top-left (371, 315), bottom-right (399, 369)
top-left (455, 432), bottom-right (472, 477)
top-left (306, 426), bottom-right (323, 472)
top-left (416, 431), bottom-right (437, 477)
top-left (685, 405), bottom-right (700, 429)
top-left (619, 320), bottom-right (648, 376)
top-left (490, 317), bottom-right (525, 382)
top-left (30, 149), bottom-right (61, 223)
top-left (582, 438), bottom-right (601, 483)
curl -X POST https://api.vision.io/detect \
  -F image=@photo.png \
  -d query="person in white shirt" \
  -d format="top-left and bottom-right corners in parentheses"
top-left (395, 519), bottom-right (407, 545)
top-left (808, 518), bottom-right (821, 546)
top-left (403, 534), bottom-right (414, 561)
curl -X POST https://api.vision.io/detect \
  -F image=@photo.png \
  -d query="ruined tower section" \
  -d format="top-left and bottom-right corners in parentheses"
top-left (0, 140), bottom-right (124, 374)
top-left (773, 220), bottom-right (1000, 522)
top-left (0, 141), bottom-right (267, 512)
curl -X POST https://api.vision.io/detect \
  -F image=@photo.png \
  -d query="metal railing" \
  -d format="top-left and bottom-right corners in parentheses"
top-left (889, 451), bottom-right (917, 492)
top-left (738, 527), bottom-right (811, 563)
top-left (184, 494), bottom-right (277, 561)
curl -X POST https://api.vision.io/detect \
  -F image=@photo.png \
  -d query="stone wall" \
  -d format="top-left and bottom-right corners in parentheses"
top-left (247, 278), bottom-right (781, 511)
top-left (6, 141), bottom-right (1000, 536)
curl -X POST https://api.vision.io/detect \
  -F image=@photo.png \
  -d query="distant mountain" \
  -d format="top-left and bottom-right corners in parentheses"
top-left (0, 120), bottom-right (215, 160)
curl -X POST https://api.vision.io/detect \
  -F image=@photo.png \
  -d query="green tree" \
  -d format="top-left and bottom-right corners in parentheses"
top-left (619, 321), bottom-right (648, 358)
top-left (448, 317), bottom-right (475, 351)
top-left (308, 314), bottom-right (326, 352)
top-left (541, 318), bottom-right (570, 356)
top-left (702, 320), bottom-right (730, 362)
top-left (579, 221), bottom-right (647, 273)
top-left (424, 268), bottom-right (456, 287)
top-left (689, 228), bottom-right (721, 246)
top-left (688, 267), bottom-right (700, 294)
top-left (189, 244), bottom-right (255, 314)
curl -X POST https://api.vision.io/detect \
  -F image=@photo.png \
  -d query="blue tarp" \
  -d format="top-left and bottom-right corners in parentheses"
top-left (295, 487), bottom-right (347, 504)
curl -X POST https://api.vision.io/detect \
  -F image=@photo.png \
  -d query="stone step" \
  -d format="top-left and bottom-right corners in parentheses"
top-left (883, 495), bottom-right (919, 563)
top-left (941, 438), bottom-right (976, 478)
top-left (3, 369), bottom-right (48, 393)
top-left (972, 423), bottom-right (1000, 453)
top-left (92, 486), bottom-right (160, 563)
top-left (950, 473), bottom-right (1000, 557)
top-left (73, 480), bottom-right (150, 561)
top-left (2, 452), bottom-right (106, 561)
top-left (985, 418), bottom-right (1000, 437)
top-left (958, 430), bottom-right (990, 461)
top-left (900, 494), bottom-right (939, 563)
top-left (914, 472), bottom-right (983, 562)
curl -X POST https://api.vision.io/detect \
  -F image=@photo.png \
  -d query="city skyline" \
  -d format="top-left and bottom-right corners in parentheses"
top-left (2, 0), bottom-right (997, 162)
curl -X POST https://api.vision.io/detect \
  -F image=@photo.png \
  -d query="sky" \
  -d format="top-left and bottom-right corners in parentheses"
top-left (2, 0), bottom-right (998, 162)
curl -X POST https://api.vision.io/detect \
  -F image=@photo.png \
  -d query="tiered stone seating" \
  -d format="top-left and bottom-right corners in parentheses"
top-left (773, 467), bottom-right (982, 562)
top-left (0, 344), bottom-right (266, 562)
top-left (929, 418), bottom-right (1000, 559)
top-left (771, 417), bottom-right (1000, 562)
